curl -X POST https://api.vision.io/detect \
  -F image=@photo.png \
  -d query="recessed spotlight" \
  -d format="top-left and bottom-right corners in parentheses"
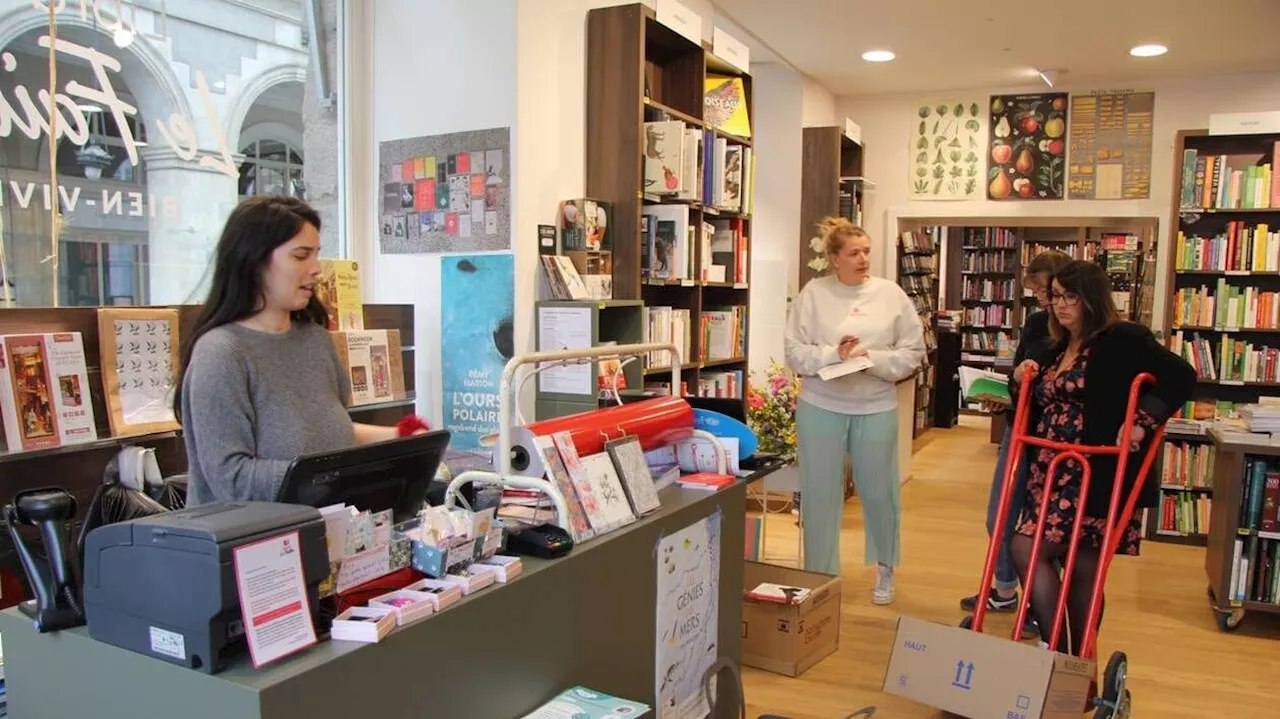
top-left (1130, 44), bottom-right (1167, 58)
top-left (861, 50), bottom-right (895, 63)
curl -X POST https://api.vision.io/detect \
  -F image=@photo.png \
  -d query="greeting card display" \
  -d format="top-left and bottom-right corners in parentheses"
top-left (97, 308), bottom-right (181, 436)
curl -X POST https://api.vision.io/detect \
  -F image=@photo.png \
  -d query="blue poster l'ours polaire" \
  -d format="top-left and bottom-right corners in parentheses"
top-left (439, 253), bottom-right (514, 450)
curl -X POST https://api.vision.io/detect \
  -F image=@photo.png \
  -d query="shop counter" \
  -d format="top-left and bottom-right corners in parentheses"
top-left (0, 482), bottom-right (747, 719)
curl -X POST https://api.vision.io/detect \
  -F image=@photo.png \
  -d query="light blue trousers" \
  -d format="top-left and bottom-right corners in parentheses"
top-left (796, 400), bottom-right (901, 575)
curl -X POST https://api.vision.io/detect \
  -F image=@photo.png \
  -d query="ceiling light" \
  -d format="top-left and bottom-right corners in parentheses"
top-left (78, 105), bottom-right (102, 113)
top-left (112, 27), bottom-right (134, 48)
top-left (1130, 44), bottom-right (1167, 58)
top-left (861, 50), bottom-right (895, 63)
top-left (1038, 70), bottom-right (1059, 88)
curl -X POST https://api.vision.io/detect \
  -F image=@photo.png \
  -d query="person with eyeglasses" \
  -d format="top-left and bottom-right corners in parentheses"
top-left (1007, 260), bottom-right (1194, 654)
top-left (959, 249), bottom-right (1072, 638)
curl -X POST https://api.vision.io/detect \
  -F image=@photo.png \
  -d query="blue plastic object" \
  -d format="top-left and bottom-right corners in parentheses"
top-left (692, 408), bottom-right (758, 458)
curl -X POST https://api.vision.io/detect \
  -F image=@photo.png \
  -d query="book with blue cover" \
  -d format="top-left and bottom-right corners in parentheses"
top-left (521, 686), bottom-right (650, 718)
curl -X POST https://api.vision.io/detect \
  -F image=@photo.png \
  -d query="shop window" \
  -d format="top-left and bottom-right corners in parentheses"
top-left (0, 0), bottom-right (348, 308)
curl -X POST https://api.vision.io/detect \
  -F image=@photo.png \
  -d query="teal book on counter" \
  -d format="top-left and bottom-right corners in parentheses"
top-left (522, 686), bottom-right (650, 717)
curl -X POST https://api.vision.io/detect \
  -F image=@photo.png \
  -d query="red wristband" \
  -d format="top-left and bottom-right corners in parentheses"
top-left (396, 414), bottom-right (430, 437)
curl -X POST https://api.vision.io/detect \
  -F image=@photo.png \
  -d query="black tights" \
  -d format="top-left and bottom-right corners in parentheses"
top-left (1011, 534), bottom-right (1106, 656)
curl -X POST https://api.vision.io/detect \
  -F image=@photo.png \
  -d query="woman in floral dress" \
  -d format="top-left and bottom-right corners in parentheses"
top-left (1010, 261), bottom-right (1194, 656)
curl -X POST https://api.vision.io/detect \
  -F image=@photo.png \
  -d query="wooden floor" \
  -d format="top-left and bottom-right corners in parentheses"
top-left (742, 416), bottom-right (1280, 718)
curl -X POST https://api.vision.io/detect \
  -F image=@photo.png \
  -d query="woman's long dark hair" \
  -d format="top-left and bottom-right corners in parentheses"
top-left (173, 196), bottom-right (327, 416)
top-left (1048, 259), bottom-right (1119, 344)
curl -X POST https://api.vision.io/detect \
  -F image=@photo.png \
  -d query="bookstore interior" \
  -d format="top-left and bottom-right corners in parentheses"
top-left (0, 0), bottom-right (1278, 717)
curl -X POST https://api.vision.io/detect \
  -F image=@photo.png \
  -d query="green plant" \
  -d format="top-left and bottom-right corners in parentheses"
top-left (747, 362), bottom-right (800, 457)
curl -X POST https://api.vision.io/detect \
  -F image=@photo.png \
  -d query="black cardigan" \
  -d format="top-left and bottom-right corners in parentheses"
top-left (1016, 322), bottom-right (1196, 517)
top-left (1000, 311), bottom-right (1051, 418)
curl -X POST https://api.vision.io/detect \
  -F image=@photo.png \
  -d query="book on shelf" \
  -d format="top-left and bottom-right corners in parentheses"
top-left (697, 370), bottom-right (743, 399)
top-left (642, 306), bottom-right (692, 368)
top-left (962, 305), bottom-right (1011, 327)
top-left (1241, 457), bottom-right (1280, 532)
top-left (1174, 223), bottom-right (1280, 272)
top-left (1155, 490), bottom-right (1211, 537)
top-left (642, 204), bottom-right (693, 281)
top-left (316, 259), bottom-right (364, 331)
top-left (961, 249), bottom-right (1016, 273)
top-left (964, 227), bottom-right (1018, 248)
top-left (1178, 145), bottom-right (1278, 211)
top-left (899, 230), bottom-right (937, 254)
top-left (1171, 281), bottom-right (1280, 330)
top-left (963, 277), bottom-right (1015, 301)
top-left (1161, 440), bottom-right (1216, 489)
top-left (704, 74), bottom-right (751, 138)
top-left (699, 305), bottom-right (746, 361)
top-left (541, 255), bottom-right (591, 301)
top-left (1230, 456), bottom-right (1280, 605)
top-left (707, 218), bottom-right (749, 285)
top-left (1168, 331), bottom-right (1280, 384)
top-left (1229, 534), bottom-right (1280, 606)
top-left (330, 330), bottom-right (407, 407)
top-left (0, 332), bottom-right (97, 452)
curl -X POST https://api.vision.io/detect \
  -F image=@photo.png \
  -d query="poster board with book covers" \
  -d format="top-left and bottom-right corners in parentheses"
top-left (97, 308), bottom-right (181, 436)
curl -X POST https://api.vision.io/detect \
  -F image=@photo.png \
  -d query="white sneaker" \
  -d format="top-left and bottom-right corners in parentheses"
top-left (872, 565), bottom-right (895, 605)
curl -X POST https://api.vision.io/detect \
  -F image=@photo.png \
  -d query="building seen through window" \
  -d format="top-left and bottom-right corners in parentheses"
top-left (0, 0), bottom-right (345, 308)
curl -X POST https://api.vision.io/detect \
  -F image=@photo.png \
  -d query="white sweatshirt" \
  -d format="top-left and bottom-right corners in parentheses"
top-left (784, 275), bottom-right (926, 415)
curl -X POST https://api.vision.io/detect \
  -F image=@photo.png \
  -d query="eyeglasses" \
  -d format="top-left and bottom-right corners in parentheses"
top-left (1049, 292), bottom-right (1080, 307)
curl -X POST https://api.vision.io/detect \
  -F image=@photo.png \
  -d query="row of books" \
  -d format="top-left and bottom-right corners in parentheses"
top-left (697, 370), bottom-right (744, 399)
top-left (1161, 440), bottom-right (1216, 489)
top-left (698, 306), bottom-right (747, 361)
top-left (1229, 536), bottom-right (1280, 606)
top-left (900, 229), bottom-right (938, 254)
top-left (1240, 457), bottom-right (1280, 532)
top-left (963, 227), bottom-right (1018, 248)
top-left (961, 253), bottom-right (1017, 273)
top-left (900, 255), bottom-right (936, 274)
top-left (963, 277), bottom-right (1015, 301)
top-left (1178, 146), bottom-right (1280, 211)
top-left (642, 120), bottom-right (753, 214)
top-left (1171, 282), bottom-right (1280, 330)
top-left (641, 211), bottom-right (749, 284)
top-left (1154, 490), bottom-right (1210, 537)
top-left (642, 307), bottom-right (692, 368)
top-left (1019, 240), bottom-right (1099, 266)
top-left (962, 306), bottom-right (1011, 328)
top-left (901, 276), bottom-right (933, 296)
top-left (541, 255), bottom-right (612, 302)
top-left (1174, 223), bottom-right (1280, 273)
top-left (1170, 332), bottom-right (1280, 384)
top-left (961, 330), bottom-right (1012, 353)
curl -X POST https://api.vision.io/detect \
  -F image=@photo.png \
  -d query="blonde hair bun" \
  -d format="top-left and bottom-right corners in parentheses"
top-left (818, 216), bottom-right (867, 256)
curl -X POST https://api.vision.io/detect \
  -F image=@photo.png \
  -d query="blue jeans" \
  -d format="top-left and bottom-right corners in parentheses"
top-left (987, 424), bottom-right (1029, 592)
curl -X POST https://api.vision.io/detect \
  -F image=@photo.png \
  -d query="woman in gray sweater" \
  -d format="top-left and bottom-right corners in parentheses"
top-left (175, 196), bottom-right (410, 505)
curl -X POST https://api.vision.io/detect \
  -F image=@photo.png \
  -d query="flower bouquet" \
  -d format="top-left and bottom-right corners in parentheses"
top-left (746, 361), bottom-right (800, 459)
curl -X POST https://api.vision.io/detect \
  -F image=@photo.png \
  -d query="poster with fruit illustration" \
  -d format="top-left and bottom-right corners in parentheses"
top-left (1067, 91), bottom-right (1155, 200)
top-left (987, 93), bottom-right (1068, 200)
top-left (909, 99), bottom-right (987, 200)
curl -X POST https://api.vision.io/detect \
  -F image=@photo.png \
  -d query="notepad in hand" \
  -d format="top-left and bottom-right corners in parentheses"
top-left (959, 365), bottom-right (1011, 405)
top-left (817, 355), bottom-right (874, 381)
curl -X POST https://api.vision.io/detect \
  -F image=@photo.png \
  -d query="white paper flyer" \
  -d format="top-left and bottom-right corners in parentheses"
top-left (232, 531), bottom-right (317, 667)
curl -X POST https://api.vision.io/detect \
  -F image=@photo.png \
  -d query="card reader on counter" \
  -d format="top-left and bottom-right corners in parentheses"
top-left (82, 501), bottom-right (329, 674)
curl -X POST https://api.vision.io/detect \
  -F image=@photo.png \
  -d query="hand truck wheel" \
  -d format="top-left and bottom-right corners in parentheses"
top-left (1092, 651), bottom-right (1130, 719)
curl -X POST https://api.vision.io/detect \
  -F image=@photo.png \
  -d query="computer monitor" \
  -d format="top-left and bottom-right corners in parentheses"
top-left (276, 430), bottom-right (452, 523)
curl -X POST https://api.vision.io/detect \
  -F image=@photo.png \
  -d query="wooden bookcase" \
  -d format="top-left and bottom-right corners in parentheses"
top-left (896, 227), bottom-right (941, 439)
top-left (1157, 129), bottom-right (1280, 546)
top-left (798, 126), bottom-right (869, 289)
top-left (1203, 429), bottom-right (1280, 632)
top-left (0, 304), bottom-right (416, 610)
top-left (585, 3), bottom-right (753, 415)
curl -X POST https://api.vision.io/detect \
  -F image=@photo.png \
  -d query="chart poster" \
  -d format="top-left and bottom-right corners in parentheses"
top-left (1068, 91), bottom-right (1155, 200)
top-left (908, 99), bottom-right (986, 200)
top-left (987, 93), bottom-right (1068, 200)
top-left (656, 511), bottom-right (721, 719)
top-left (379, 127), bottom-right (510, 254)
top-left (440, 253), bottom-right (514, 450)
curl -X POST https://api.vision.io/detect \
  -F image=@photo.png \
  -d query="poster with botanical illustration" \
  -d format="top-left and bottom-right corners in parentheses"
top-left (96, 307), bottom-right (181, 436)
top-left (1068, 91), bottom-right (1155, 200)
top-left (988, 93), bottom-right (1068, 200)
top-left (378, 127), bottom-right (510, 254)
top-left (908, 99), bottom-right (986, 199)
top-left (656, 512), bottom-right (720, 719)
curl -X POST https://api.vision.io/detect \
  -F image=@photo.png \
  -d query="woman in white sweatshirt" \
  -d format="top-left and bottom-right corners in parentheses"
top-left (784, 218), bottom-right (926, 604)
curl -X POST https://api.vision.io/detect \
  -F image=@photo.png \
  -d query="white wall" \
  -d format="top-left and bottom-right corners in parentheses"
top-left (837, 71), bottom-right (1280, 325)
top-left (746, 62), bottom-right (803, 376)
top-left (366, 0), bottom-right (518, 425)
top-left (801, 75), bottom-right (836, 127)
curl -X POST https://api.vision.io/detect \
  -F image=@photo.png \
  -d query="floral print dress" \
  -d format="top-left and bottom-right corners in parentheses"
top-left (1015, 348), bottom-right (1154, 555)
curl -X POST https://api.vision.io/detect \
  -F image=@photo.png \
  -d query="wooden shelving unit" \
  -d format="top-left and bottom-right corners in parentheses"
top-left (798, 126), bottom-right (868, 289)
top-left (1204, 429), bottom-right (1280, 632)
top-left (585, 3), bottom-right (753, 416)
top-left (896, 226), bottom-right (941, 439)
top-left (1156, 128), bottom-right (1280, 546)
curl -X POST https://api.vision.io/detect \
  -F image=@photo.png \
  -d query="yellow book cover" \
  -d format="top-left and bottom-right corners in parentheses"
top-left (704, 75), bottom-right (751, 138)
top-left (317, 259), bottom-right (364, 331)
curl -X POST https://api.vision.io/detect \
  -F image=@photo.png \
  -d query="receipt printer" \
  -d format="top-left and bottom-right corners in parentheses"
top-left (83, 501), bottom-right (329, 674)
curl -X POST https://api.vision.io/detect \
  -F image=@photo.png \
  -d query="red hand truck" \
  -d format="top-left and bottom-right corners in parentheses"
top-left (960, 372), bottom-right (1164, 719)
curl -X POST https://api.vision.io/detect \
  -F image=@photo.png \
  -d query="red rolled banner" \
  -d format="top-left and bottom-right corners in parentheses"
top-left (510, 396), bottom-right (694, 473)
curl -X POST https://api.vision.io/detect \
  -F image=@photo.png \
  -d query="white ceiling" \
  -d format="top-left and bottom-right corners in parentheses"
top-left (714, 0), bottom-right (1280, 96)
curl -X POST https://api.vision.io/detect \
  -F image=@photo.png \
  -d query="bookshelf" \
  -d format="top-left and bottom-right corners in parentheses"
top-left (585, 3), bottom-right (753, 416)
top-left (1157, 129), bottom-right (1280, 547)
top-left (533, 299), bottom-right (645, 420)
top-left (1204, 429), bottom-right (1280, 632)
top-left (896, 227), bottom-right (941, 438)
top-left (798, 126), bottom-right (869, 289)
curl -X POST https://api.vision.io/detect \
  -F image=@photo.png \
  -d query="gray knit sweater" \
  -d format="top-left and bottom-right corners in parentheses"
top-left (181, 321), bottom-right (357, 506)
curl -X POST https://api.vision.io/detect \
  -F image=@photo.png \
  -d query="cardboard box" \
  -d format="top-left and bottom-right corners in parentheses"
top-left (883, 616), bottom-right (1095, 719)
top-left (740, 561), bottom-right (841, 677)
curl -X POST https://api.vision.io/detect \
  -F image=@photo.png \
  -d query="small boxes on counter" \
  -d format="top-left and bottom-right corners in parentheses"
top-left (369, 589), bottom-right (437, 626)
top-left (398, 506), bottom-right (502, 578)
top-left (330, 606), bottom-right (396, 643)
